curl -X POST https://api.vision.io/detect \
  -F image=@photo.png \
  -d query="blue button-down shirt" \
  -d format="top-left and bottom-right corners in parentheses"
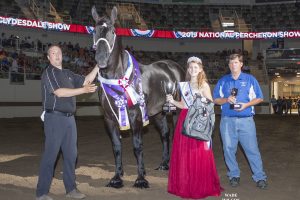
top-left (213, 72), bottom-right (263, 117)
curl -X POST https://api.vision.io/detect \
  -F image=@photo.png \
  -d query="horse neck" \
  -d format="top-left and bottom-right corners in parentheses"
top-left (100, 38), bottom-right (127, 79)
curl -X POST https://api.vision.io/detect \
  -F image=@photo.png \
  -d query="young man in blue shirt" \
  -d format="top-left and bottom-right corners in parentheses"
top-left (213, 53), bottom-right (267, 189)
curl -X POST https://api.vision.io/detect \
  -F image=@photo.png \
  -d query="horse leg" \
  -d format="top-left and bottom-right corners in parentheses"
top-left (129, 108), bottom-right (149, 188)
top-left (153, 113), bottom-right (170, 170)
top-left (171, 111), bottom-right (179, 140)
top-left (105, 118), bottom-right (124, 188)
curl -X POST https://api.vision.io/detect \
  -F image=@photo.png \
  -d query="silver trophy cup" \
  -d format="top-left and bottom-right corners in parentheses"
top-left (161, 81), bottom-right (177, 113)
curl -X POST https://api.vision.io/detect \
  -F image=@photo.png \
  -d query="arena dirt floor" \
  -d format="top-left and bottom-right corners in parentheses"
top-left (0, 114), bottom-right (299, 200)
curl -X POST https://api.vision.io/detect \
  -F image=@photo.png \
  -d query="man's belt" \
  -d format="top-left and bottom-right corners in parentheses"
top-left (224, 115), bottom-right (252, 118)
top-left (46, 110), bottom-right (74, 117)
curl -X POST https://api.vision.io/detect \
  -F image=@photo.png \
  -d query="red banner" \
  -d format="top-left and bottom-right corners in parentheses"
top-left (1, 16), bottom-right (300, 40)
top-left (0, 16), bottom-right (94, 34)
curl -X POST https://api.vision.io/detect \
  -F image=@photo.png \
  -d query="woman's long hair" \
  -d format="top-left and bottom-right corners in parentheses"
top-left (185, 61), bottom-right (208, 89)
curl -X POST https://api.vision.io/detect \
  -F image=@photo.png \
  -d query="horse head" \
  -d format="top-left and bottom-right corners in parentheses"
top-left (92, 6), bottom-right (118, 69)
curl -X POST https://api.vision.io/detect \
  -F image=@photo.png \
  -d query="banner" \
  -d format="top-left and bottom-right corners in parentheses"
top-left (0, 16), bottom-right (94, 34)
top-left (1, 16), bottom-right (300, 40)
top-left (118, 29), bottom-right (300, 39)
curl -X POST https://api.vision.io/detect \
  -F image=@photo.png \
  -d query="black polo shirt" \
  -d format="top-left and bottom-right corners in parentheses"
top-left (41, 64), bottom-right (85, 113)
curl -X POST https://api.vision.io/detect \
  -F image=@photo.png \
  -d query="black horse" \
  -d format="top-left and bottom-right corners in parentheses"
top-left (92, 6), bottom-right (185, 188)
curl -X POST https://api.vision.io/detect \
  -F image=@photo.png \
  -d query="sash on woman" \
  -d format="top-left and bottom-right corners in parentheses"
top-left (178, 82), bottom-right (194, 107)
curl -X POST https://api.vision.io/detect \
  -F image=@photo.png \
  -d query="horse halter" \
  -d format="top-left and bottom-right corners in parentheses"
top-left (93, 25), bottom-right (116, 54)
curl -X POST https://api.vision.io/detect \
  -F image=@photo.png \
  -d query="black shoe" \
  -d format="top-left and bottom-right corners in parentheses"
top-left (256, 180), bottom-right (267, 189)
top-left (229, 177), bottom-right (240, 187)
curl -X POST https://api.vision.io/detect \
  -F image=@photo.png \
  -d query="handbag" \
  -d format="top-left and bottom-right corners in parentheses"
top-left (182, 94), bottom-right (215, 141)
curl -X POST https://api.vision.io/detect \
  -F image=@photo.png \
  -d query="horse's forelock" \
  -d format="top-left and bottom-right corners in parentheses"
top-left (96, 16), bottom-right (112, 26)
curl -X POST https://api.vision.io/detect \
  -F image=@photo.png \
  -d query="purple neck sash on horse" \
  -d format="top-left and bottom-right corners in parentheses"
top-left (98, 50), bottom-right (149, 130)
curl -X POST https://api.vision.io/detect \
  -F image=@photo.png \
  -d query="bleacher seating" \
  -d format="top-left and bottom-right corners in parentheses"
top-left (0, 1), bottom-right (296, 85)
top-left (0, 0), bottom-right (26, 18)
top-left (241, 3), bottom-right (300, 31)
top-left (1, 32), bottom-right (251, 84)
top-left (1, 1), bottom-right (300, 31)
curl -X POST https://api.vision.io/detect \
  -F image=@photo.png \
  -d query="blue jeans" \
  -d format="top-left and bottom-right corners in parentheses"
top-left (36, 113), bottom-right (77, 197)
top-left (220, 116), bottom-right (267, 182)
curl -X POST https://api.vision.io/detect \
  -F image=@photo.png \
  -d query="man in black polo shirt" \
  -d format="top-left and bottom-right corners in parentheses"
top-left (36, 45), bottom-right (98, 200)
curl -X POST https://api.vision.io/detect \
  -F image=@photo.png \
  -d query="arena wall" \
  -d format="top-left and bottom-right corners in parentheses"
top-left (0, 78), bottom-right (270, 118)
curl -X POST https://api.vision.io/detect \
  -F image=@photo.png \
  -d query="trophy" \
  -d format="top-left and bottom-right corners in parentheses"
top-left (230, 88), bottom-right (241, 109)
top-left (161, 81), bottom-right (177, 113)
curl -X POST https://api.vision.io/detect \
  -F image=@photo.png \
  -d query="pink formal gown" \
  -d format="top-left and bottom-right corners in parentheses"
top-left (168, 109), bottom-right (223, 199)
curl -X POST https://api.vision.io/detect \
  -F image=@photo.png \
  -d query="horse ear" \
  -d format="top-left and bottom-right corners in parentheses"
top-left (91, 5), bottom-right (100, 22)
top-left (110, 6), bottom-right (118, 25)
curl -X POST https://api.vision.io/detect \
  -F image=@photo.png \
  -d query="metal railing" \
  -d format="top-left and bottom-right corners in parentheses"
top-left (28, 0), bottom-right (40, 18)
top-left (26, 0), bottom-right (72, 23)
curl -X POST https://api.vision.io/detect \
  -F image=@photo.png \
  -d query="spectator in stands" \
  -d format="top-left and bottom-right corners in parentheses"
top-left (286, 96), bottom-right (292, 115)
top-left (0, 47), bottom-right (5, 58)
top-left (11, 57), bottom-right (18, 73)
top-left (37, 39), bottom-right (43, 51)
top-left (257, 52), bottom-right (264, 69)
top-left (270, 95), bottom-right (277, 114)
top-left (282, 97), bottom-right (287, 115)
top-left (243, 50), bottom-right (249, 59)
top-left (20, 36), bottom-right (32, 49)
top-left (257, 53), bottom-right (264, 62)
top-left (213, 53), bottom-right (267, 189)
top-left (297, 98), bottom-right (300, 116)
top-left (67, 42), bottom-right (74, 50)
top-left (0, 33), bottom-right (4, 46)
top-left (9, 54), bottom-right (23, 83)
top-left (63, 53), bottom-right (71, 63)
top-left (0, 33), bottom-right (8, 47)
top-left (74, 43), bottom-right (80, 52)
top-left (36, 45), bottom-right (99, 200)
top-left (277, 96), bottom-right (283, 115)
top-left (221, 48), bottom-right (228, 58)
top-left (0, 48), bottom-right (9, 71)
top-left (242, 65), bottom-right (250, 73)
top-left (270, 41), bottom-right (278, 49)
top-left (8, 34), bottom-right (16, 47)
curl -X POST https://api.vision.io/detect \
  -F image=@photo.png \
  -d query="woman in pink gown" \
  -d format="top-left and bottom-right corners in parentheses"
top-left (166, 56), bottom-right (223, 199)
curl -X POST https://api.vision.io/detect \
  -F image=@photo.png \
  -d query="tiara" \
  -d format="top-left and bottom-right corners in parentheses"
top-left (187, 56), bottom-right (202, 64)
